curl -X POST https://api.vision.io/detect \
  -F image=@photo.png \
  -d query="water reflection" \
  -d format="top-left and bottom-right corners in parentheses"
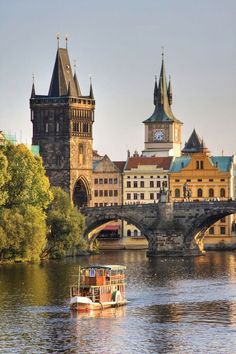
top-left (1, 251), bottom-right (236, 353)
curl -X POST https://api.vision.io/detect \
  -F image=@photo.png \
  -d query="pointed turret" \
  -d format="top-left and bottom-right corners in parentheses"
top-left (31, 82), bottom-right (35, 98)
top-left (67, 81), bottom-right (71, 96)
top-left (48, 48), bottom-right (78, 97)
top-left (153, 76), bottom-right (158, 106)
top-left (73, 72), bottom-right (82, 96)
top-left (182, 129), bottom-right (210, 154)
top-left (144, 54), bottom-right (181, 123)
top-left (167, 76), bottom-right (172, 106)
top-left (89, 78), bottom-right (94, 99)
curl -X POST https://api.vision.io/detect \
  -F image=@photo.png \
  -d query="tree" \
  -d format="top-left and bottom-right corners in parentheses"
top-left (44, 188), bottom-right (86, 258)
top-left (0, 151), bottom-right (8, 206)
top-left (0, 206), bottom-right (46, 261)
top-left (1, 143), bottom-right (52, 210)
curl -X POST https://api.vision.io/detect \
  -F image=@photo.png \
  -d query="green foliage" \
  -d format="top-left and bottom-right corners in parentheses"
top-left (44, 188), bottom-right (86, 258)
top-left (0, 206), bottom-right (46, 261)
top-left (0, 143), bottom-right (51, 261)
top-left (0, 151), bottom-right (8, 206)
top-left (1, 143), bottom-right (52, 210)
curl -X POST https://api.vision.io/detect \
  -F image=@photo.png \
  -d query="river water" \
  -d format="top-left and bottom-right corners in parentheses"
top-left (1, 251), bottom-right (236, 353)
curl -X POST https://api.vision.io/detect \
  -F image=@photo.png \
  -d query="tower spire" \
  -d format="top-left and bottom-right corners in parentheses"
top-left (89, 76), bottom-right (94, 99)
top-left (31, 73), bottom-right (35, 98)
top-left (153, 75), bottom-right (158, 106)
top-left (167, 75), bottom-right (173, 106)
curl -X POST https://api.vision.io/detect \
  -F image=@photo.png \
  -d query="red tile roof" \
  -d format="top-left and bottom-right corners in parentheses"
top-left (125, 156), bottom-right (172, 170)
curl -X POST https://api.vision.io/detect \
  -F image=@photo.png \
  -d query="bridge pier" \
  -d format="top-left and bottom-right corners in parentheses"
top-left (146, 231), bottom-right (205, 257)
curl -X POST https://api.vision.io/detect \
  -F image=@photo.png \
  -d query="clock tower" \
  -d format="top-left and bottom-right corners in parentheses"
top-left (142, 55), bottom-right (182, 157)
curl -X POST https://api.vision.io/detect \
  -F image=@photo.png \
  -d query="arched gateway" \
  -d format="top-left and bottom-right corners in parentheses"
top-left (73, 178), bottom-right (90, 208)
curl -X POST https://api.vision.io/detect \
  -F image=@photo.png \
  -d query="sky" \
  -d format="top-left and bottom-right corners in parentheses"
top-left (0, 0), bottom-right (235, 160)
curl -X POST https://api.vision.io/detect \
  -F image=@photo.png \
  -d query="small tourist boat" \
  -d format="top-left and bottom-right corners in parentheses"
top-left (70, 265), bottom-right (128, 311)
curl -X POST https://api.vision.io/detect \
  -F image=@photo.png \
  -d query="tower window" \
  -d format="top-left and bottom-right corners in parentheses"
top-left (45, 122), bottom-right (49, 133)
top-left (197, 188), bottom-right (203, 198)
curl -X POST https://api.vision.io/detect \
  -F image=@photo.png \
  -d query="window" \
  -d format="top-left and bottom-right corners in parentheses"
top-left (127, 181), bottom-right (131, 188)
top-left (150, 176), bottom-right (153, 179)
top-left (163, 181), bottom-right (168, 188)
top-left (109, 190), bottom-right (113, 197)
top-left (150, 181), bottom-right (154, 188)
top-left (127, 193), bottom-right (131, 200)
top-left (220, 217), bottom-right (226, 223)
top-left (94, 178), bottom-right (98, 184)
top-left (99, 203), bottom-right (103, 207)
top-left (99, 179), bottom-right (103, 184)
top-left (175, 179), bottom-right (180, 182)
top-left (140, 193), bottom-right (144, 200)
top-left (140, 181), bottom-right (145, 188)
top-left (104, 178), bottom-right (108, 184)
top-left (220, 179), bottom-right (225, 182)
top-left (209, 227), bottom-right (214, 235)
top-left (220, 188), bottom-right (225, 198)
top-left (200, 161), bottom-right (204, 169)
top-left (141, 176), bottom-right (144, 179)
top-left (150, 193), bottom-right (154, 200)
top-left (99, 190), bottom-right (103, 197)
top-left (114, 190), bottom-right (118, 197)
top-left (45, 122), bottom-right (49, 133)
top-left (197, 188), bottom-right (203, 198)
top-left (198, 179), bottom-right (202, 182)
top-left (94, 203), bottom-right (98, 207)
top-left (209, 188), bottom-right (214, 198)
top-left (109, 178), bottom-right (113, 184)
top-left (175, 189), bottom-right (180, 198)
top-left (187, 179), bottom-right (191, 182)
top-left (157, 181), bottom-right (161, 188)
top-left (56, 121), bottom-right (60, 133)
top-left (94, 190), bottom-right (98, 197)
top-left (209, 179), bottom-right (213, 182)
top-left (133, 181), bottom-right (138, 188)
top-left (104, 190), bottom-right (108, 197)
top-left (133, 230), bottom-right (138, 237)
top-left (114, 202), bottom-right (118, 206)
top-left (196, 161), bottom-right (199, 169)
top-left (114, 178), bottom-right (118, 184)
top-left (220, 227), bottom-right (226, 235)
top-left (134, 193), bottom-right (138, 200)
top-left (127, 229), bottom-right (131, 237)
top-left (134, 176), bottom-right (137, 179)
top-left (79, 144), bottom-right (84, 154)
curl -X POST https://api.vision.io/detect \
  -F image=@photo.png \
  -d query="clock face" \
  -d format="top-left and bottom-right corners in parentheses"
top-left (153, 129), bottom-right (164, 141)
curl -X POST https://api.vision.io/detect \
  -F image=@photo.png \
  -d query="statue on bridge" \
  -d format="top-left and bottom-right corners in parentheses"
top-left (183, 182), bottom-right (192, 201)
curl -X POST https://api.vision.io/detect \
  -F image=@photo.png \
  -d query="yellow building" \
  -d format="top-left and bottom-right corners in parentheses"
top-left (169, 129), bottom-right (235, 249)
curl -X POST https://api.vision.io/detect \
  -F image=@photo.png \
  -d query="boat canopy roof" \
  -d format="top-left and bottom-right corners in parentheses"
top-left (82, 265), bottom-right (126, 271)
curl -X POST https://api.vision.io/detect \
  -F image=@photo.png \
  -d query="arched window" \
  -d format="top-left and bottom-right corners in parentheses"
top-left (200, 161), bottom-right (204, 169)
top-left (175, 189), bottom-right (180, 198)
top-left (133, 229), bottom-right (138, 237)
top-left (209, 188), bottom-right (214, 198)
top-left (127, 229), bottom-right (131, 237)
top-left (196, 161), bottom-right (199, 169)
top-left (197, 188), bottom-right (203, 198)
top-left (220, 188), bottom-right (225, 198)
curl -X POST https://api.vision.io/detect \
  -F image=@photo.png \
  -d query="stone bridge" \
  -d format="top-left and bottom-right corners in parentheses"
top-left (81, 201), bottom-right (236, 256)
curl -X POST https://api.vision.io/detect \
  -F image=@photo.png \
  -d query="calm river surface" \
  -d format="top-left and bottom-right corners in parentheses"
top-left (1, 250), bottom-right (236, 353)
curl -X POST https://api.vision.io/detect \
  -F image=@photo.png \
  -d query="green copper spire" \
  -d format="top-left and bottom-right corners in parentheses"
top-left (144, 54), bottom-right (181, 123)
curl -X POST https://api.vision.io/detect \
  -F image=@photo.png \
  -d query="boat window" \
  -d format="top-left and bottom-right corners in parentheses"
top-left (89, 269), bottom-right (95, 277)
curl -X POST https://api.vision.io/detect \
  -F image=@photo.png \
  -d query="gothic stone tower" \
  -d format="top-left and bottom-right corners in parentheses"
top-left (30, 45), bottom-right (95, 207)
top-left (142, 55), bottom-right (182, 157)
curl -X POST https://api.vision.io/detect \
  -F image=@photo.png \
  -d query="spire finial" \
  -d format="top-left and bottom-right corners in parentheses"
top-left (65, 34), bottom-right (68, 49)
top-left (32, 73), bottom-right (35, 84)
top-left (57, 33), bottom-right (60, 48)
top-left (161, 46), bottom-right (164, 61)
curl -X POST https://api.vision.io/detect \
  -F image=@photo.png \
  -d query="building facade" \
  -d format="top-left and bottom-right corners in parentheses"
top-left (142, 55), bottom-right (182, 158)
top-left (30, 45), bottom-right (95, 207)
top-left (169, 129), bottom-right (236, 249)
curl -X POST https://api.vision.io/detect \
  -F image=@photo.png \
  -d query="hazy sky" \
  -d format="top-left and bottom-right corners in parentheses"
top-left (0, 0), bottom-right (235, 160)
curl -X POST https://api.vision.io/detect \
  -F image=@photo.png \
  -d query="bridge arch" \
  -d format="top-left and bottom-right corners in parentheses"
top-left (83, 214), bottom-right (150, 248)
top-left (184, 207), bottom-right (236, 247)
top-left (73, 176), bottom-right (91, 208)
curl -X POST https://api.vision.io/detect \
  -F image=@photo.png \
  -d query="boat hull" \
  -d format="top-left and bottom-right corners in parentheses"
top-left (70, 296), bottom-right (128, 312)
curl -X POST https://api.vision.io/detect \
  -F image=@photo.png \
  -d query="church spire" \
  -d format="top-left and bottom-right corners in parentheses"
top-left (143, 53), bottom-right (181, 123)
top-left (167, 75), bottom-right (172, 106)
top-left (153, 75), bottom-right (158, 106)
